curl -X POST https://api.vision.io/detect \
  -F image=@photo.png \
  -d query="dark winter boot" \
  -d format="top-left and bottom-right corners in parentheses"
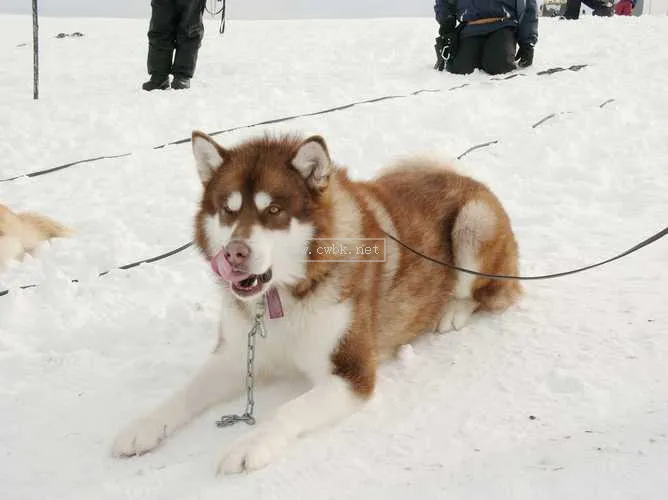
top-left (142, 75), bottom-right (170, 91)
top-left (171, 75), bottom-right (191, 90)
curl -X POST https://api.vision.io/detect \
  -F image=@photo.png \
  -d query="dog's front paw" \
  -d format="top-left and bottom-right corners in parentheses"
top-left (216, 424), bottom-right (290, 475)
top-left (437, 298), bottom-right (478, 333)
top-left (111, 417), bottom-right (168, 457)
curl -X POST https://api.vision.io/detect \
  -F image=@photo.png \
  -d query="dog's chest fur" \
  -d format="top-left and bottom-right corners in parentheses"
top-left (217, 286), bottom-right (353, 383)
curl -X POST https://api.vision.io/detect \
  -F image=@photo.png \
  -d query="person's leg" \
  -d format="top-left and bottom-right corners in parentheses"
top-left (446, 35), bottom-right (484, 75)
top-left (144, 0), bottom-right (178, 90)
top-left (563, 0), bottom-right (583, 19)
top-left (584, 0), bottom-right (615, 16)
top-left (172, 0), bottom-right (206, 89)
top-left (480, 28), bottom-right (517, 76)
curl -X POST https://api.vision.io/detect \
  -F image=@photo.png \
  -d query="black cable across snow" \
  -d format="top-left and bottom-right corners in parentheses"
top-left (0, 94), bottom-right (620, 298)
top-left (0, 64), bottom-right (590, 183)
top-left (532, 114), bottom-right (556, 129)
top-left (5, 64), bottom-right (641, 298)
top-left (457, 140), bottom-right (499, 159)
top-left (0, 242), bottom-right (193, 297)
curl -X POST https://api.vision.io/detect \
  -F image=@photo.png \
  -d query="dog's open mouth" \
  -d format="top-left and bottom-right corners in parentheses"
top-left (231, 268), bottom-right (273, 297)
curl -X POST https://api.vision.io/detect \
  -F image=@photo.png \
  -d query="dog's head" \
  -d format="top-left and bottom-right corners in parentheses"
top-left (192, 131), bottom-right (333, 300)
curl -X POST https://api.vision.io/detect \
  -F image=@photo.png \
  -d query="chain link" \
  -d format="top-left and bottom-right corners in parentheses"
top-left (216, 296), bottom-right (267, 427)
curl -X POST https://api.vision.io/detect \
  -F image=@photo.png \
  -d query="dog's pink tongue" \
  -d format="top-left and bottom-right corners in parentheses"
top-left (211, 249), bottom-right (250, 283)
top-left (211, 248), bottom-right (284, 320)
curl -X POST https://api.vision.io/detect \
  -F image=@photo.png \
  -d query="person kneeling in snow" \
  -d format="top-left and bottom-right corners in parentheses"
top-left (433, 0), bottom-right (539, 75)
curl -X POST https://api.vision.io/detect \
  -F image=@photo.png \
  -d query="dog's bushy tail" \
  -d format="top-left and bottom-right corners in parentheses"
top-left (18, 212), bottom-right (74, 239)
top-left (0, 206), bottom-right (74, 267)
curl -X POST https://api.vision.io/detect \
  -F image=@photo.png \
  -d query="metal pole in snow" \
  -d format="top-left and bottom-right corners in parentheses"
top-left (32, 0), bottom-right (39, 99)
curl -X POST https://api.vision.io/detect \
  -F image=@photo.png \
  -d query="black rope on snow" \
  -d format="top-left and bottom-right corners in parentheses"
top-left (536, 64), bottom-right (588, 76)
top-left (531, 98), bottom-right (616, 131)
top-left (457, 140), bottom-right (499, 159)
top-left (448, 83), bottom-right (471, 91)
top-left (383, 225), bottom-right (668, 282)
top-left (0, 241), bottom-right (193, 298)
top-left (0, 92), bottom-right (657, 295)
top-left (0, 153), bottom-right (133, 183)
top-left (456, 97), bottom-right (616, 159)
top-left (4, 223), bottom-right (667, 297)
top-left (412, 89), bottom-right (441, 96)
top-left (532, 114), bottom-right (556, 129)
top-left (498, 73), bottom-right (525, 80)
top-left (0, 95), bottom-right (624, 298)
top-left (154, 92), bottom-right (422, 149)
top-left (11, 81), bottom-right (545, 179)
top-left (98, 241), bottom-right (193, 275)
top-left (0, 64), bottom-right (591, 183)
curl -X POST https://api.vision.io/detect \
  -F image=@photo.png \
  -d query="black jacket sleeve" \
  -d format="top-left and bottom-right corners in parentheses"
top-left (517, 0), bottom-right (539, 47)
top-left (434, 0), bottom-right (458, 35)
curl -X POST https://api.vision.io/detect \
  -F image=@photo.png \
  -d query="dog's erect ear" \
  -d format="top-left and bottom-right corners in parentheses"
top-left (291, 136), bottom-right (332, 191)
top-left (192, 130), bottom-right (227, 184)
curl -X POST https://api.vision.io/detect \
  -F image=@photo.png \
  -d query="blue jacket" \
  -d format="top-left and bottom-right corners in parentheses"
top-left (435, 0), bottom-right (538, 47)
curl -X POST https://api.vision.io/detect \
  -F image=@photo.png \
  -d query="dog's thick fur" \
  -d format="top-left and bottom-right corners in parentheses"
top-left (0, 203), bottom-right (73, 268)
top-left (111, 131), bottom-right (522, 474)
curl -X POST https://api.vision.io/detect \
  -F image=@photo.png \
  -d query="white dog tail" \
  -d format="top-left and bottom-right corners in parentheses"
top-left (18, 212), bottom-right (74, 240)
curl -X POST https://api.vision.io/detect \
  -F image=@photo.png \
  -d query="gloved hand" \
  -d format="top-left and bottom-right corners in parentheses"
top-left (434, 33), bottom-right (456, 71)
top-left (515, 44), bottom-right (534, 68)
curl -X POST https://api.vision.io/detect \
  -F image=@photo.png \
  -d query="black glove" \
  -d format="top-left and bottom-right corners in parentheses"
top-left (515, 44), bottom-right (534, 68)
top-left (434, 33), bottom-right (456, 71)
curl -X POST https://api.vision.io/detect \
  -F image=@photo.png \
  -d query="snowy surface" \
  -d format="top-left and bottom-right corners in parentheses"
top-left (1, 14), bottom-right (668, 500)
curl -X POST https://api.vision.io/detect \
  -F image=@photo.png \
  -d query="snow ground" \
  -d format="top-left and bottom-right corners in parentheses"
top-left (1, 13), bottom-right (667, 500)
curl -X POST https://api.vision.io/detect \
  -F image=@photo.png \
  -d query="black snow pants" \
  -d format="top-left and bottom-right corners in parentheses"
top-left (147, 0), bottom-right (205, 79)
top-left (447, 27), bottom-right (517, 76)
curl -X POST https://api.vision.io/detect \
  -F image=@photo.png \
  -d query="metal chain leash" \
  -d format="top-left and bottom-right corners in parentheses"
top-left (215, 296), bottom-right (267, 427)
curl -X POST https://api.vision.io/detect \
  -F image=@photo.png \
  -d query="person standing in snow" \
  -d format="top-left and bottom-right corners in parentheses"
top-left (142, 0), bottom-right (206, 91)
top-left (562, 0), bottom-right (614, 19)
top-left (433, 0), bottom-right (539, 75)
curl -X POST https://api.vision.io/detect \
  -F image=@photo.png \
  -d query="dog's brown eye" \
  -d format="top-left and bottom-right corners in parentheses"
top-left (267, 205), bottom-right (281, 215)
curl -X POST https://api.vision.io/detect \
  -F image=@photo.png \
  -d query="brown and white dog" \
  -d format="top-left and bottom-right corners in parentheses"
top-left (0, 203), bottom-right (73, 268)
top-left (111, 131), bottom-right (522, 474)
